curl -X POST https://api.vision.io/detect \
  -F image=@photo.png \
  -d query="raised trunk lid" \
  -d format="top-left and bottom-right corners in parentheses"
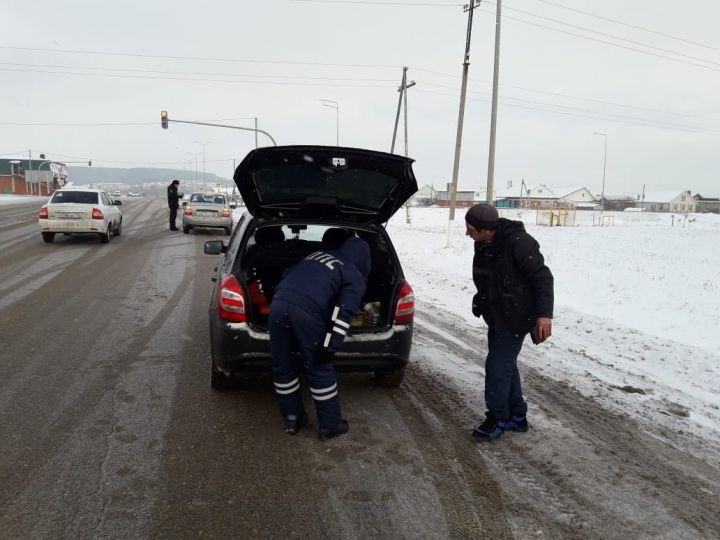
top-left (233, 146), bottom-right (418, 224)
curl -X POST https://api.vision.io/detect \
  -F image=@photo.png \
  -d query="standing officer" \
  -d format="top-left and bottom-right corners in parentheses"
top-left (167, 179), bottom-right (180, 231)
top-left (268, 234), bottom-right (370, 441)
top-left (465, 204), bottom-right (554, 441)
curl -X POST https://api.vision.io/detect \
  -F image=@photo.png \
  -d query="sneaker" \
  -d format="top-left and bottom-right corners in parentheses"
top-left (472, 413), bottom-right (503, 441)
top-left (318, 419), bottom-right (349, 441)
top-left (285, 413), bottom-right (308, 435)
top-left (499, 414), bottom-right (529, 432)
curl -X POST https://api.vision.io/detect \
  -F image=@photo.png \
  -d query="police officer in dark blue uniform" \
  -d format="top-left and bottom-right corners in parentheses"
top-left (268, 235), bottom-right (371, 440)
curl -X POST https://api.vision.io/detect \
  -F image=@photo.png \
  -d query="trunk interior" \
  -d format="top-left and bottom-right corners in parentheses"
top-left (237, 224), bottom-right (399, 331)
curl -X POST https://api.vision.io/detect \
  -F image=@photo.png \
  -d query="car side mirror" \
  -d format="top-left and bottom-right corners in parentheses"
top-left (204, 240), bottom-right (226, 255)
top-left (113, 200), bottom-right (122, 206)
top-left (181, 201), bottom-right (187, 206)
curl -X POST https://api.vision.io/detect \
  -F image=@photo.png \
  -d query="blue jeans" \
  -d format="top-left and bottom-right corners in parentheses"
top-left (485, 326), bottom-right (528, 420)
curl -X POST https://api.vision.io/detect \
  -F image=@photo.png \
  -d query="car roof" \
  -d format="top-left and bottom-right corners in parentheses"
top-left (56, 187), bottom-right (104, 193)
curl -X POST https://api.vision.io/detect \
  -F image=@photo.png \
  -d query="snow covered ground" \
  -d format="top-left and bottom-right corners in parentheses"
top-left (0, 195), bottom-right (45, 206)
top-left (386, 207), bottom-right (720, 445)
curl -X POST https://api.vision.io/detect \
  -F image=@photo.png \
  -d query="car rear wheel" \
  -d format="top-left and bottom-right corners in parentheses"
top-left (113, 219), bottom-right (122, 236)
top-left (211, 357), bottom-right (236, 390)
top-left (42, 232), bottom-right (55, 243)
top-left (183, 226), bottom-right (190, 234)
top-left (100, 226), bottom-right (111, 243)
top-left (374, 367), bottom-right (406, 387)
top-left (224, 227), bottom-right (232, 235)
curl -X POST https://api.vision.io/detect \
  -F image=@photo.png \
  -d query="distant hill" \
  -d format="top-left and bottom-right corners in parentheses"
top-left (67, 166), bottom-right (231, 186)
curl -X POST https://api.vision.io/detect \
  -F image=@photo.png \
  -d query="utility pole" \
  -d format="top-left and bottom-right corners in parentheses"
top-left (447, 0), bottom-right (481, 246)
top-left (390, 66), bottom-right (415, 155)
top-left (389, 66), bottom-right (416, 224)
top-left (486, 0), bottom-right (502, 205)
top-left (254, 118), bottom-right (258, 149)
top-left (28, 150), bottom-right (32, 195)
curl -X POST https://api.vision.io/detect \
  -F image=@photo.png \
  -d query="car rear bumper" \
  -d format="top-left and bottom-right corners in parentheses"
top-left (39, 219), bottom-right (106, 234)
top-left (183, 215), bottom-right (232, 228)
top-left (211, 320), bottom-right (413, 374)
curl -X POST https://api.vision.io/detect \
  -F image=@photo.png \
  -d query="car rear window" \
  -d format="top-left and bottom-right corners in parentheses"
top-left (51, 191), bottom-right (99, 204)
top-left (252, 165), bottom-right (397, 208)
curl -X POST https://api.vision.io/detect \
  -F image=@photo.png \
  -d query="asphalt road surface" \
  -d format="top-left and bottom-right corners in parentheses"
top-left (1, 198), bottom-right (718, 539)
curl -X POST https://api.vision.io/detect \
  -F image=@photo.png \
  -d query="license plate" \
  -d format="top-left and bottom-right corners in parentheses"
top-left (198, 211), bottom-right (215, 216)
top-left (57, 212), bottom-right (83, 219)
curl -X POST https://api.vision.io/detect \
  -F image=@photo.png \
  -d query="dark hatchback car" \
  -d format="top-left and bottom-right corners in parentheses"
top-left (204, 145), bottom-right (418, 389)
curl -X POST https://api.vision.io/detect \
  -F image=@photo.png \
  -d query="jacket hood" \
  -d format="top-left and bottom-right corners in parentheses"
top-left (495, 218), bottom-right (526, 242)
top-left (338, 236), bottom-right (371, 277)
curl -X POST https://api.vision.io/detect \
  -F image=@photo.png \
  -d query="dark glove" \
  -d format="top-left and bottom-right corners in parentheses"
top-left (317, 348), bottom-right (335, 364)
top-left (471, 293), bottom-right (481, 318)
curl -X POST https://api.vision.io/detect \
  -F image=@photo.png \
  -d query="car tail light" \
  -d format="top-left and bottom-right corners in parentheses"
top-left (92, 208), bottom-right (104, 220)
top-left (222, 208), bottom-right (230, 217)
top-left (184, 204), bottom-right (193, 216)
top-left (218, 275), bottom-right (247, 323)
top-left (394, 280), bottom-right (415, 325)
top-left (39, 206), bottom-right (48, 219)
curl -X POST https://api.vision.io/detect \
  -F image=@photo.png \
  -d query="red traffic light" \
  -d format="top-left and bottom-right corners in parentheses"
top-left (161, 110), bottom-right (169, 129)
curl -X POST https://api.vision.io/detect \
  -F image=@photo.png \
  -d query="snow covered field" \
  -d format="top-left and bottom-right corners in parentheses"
top-left (386, 207), bottom-right (720, 445)
top-left (0, 195), bottom-right (44, 206)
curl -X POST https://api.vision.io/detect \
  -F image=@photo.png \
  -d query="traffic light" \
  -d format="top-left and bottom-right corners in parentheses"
top-left (88, 161), bottom-right (92, 166)
top-left (161, 110), bottom-right (169, 129)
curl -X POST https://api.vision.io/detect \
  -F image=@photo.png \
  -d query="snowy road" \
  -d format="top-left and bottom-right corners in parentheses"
top-left (1, 199), bottom-right (718, 538)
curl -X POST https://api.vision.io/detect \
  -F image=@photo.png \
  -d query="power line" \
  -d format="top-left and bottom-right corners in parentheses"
top-left (530, 0), bottom-right (720, 53)
top-left (290, 0), bottom-right (461, 5)
top-left (420, 80), bottom-right (717, 130)
top-left (0, 45), bottom-right (400, 69)
top-left (414, 89), bottom-right (720, 135)
top-left (482, 2), bottom-right (720, 69)
top-left (0, 67), bottom-right (394, 89)
top-left (0, 61), bottom-right (397, 82)
top-left (412, 67), bottom-right (716, 121)
top-left (479, 8), bottom-right (720, 73)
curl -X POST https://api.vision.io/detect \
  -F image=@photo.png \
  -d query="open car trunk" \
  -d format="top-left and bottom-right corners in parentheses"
top-left (236, 223), bottom-right (400, 331)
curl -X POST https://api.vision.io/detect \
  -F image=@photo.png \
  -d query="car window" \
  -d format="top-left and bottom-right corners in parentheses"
top-left (223, 214), bottom-right (247, 271)
top-left (191, 194), bottom-right (205, 202)
top-left (50, 191), bottom-right (99, 204)
top-left (252, 165), bottom-right (397, 208)
top-left (214, 196), bottom-right (226, 204)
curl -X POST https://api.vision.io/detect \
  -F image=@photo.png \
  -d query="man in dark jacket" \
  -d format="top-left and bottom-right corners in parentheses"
top-left (268, 235), bottom-right (371, 441)
top-left (465, 203), bottom-right (554, 441)
top-left (167, 180), bottom-right (180, 231)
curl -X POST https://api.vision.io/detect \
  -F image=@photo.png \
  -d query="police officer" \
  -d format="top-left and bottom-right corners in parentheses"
top-left (268, 234), bottom-right (371, 440)
top-left (167, 180), bottom-right (180, 231)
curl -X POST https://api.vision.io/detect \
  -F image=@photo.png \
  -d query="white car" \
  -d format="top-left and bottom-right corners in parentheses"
top-left (39, 188), bottom-right (123, 244)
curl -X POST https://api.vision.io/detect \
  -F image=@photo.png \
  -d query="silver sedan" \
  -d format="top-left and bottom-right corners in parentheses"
top-left (182, 193), bottom-right (233, 235)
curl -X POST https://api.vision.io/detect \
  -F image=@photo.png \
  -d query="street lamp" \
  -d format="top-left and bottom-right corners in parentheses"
top-left (185, 151), bottom-right (202, 191)
top-left (320, 99), bottom-right (339, 146)
top-left (194, 141), bottom-right (211, 189)
top-left (592, 131), bottom-right (608, 213)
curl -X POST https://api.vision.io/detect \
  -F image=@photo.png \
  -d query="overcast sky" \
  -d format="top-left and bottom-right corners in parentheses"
top-left (2, 0), bottom-right (719, 196)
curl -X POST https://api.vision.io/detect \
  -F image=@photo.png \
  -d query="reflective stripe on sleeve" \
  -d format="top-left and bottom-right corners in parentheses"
top-left (332, 326), bottom-right (347, 336)
top-left (331, 306), bottom-right (340, 321)
top-left (323, 332), bottom-right (332, 347)
top-left (334, 319), bottom-right (350, 329)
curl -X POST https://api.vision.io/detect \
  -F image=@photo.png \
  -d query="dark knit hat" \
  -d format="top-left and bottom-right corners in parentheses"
top-left (465, 203), bottom-right (499, 230)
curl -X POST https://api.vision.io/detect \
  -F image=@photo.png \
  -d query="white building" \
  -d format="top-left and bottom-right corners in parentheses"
top-left (641, 190), bottom-right (696, 213)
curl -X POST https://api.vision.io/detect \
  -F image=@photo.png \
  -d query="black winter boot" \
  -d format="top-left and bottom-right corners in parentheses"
top-left (318, 419), bottom-right (349, 441)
